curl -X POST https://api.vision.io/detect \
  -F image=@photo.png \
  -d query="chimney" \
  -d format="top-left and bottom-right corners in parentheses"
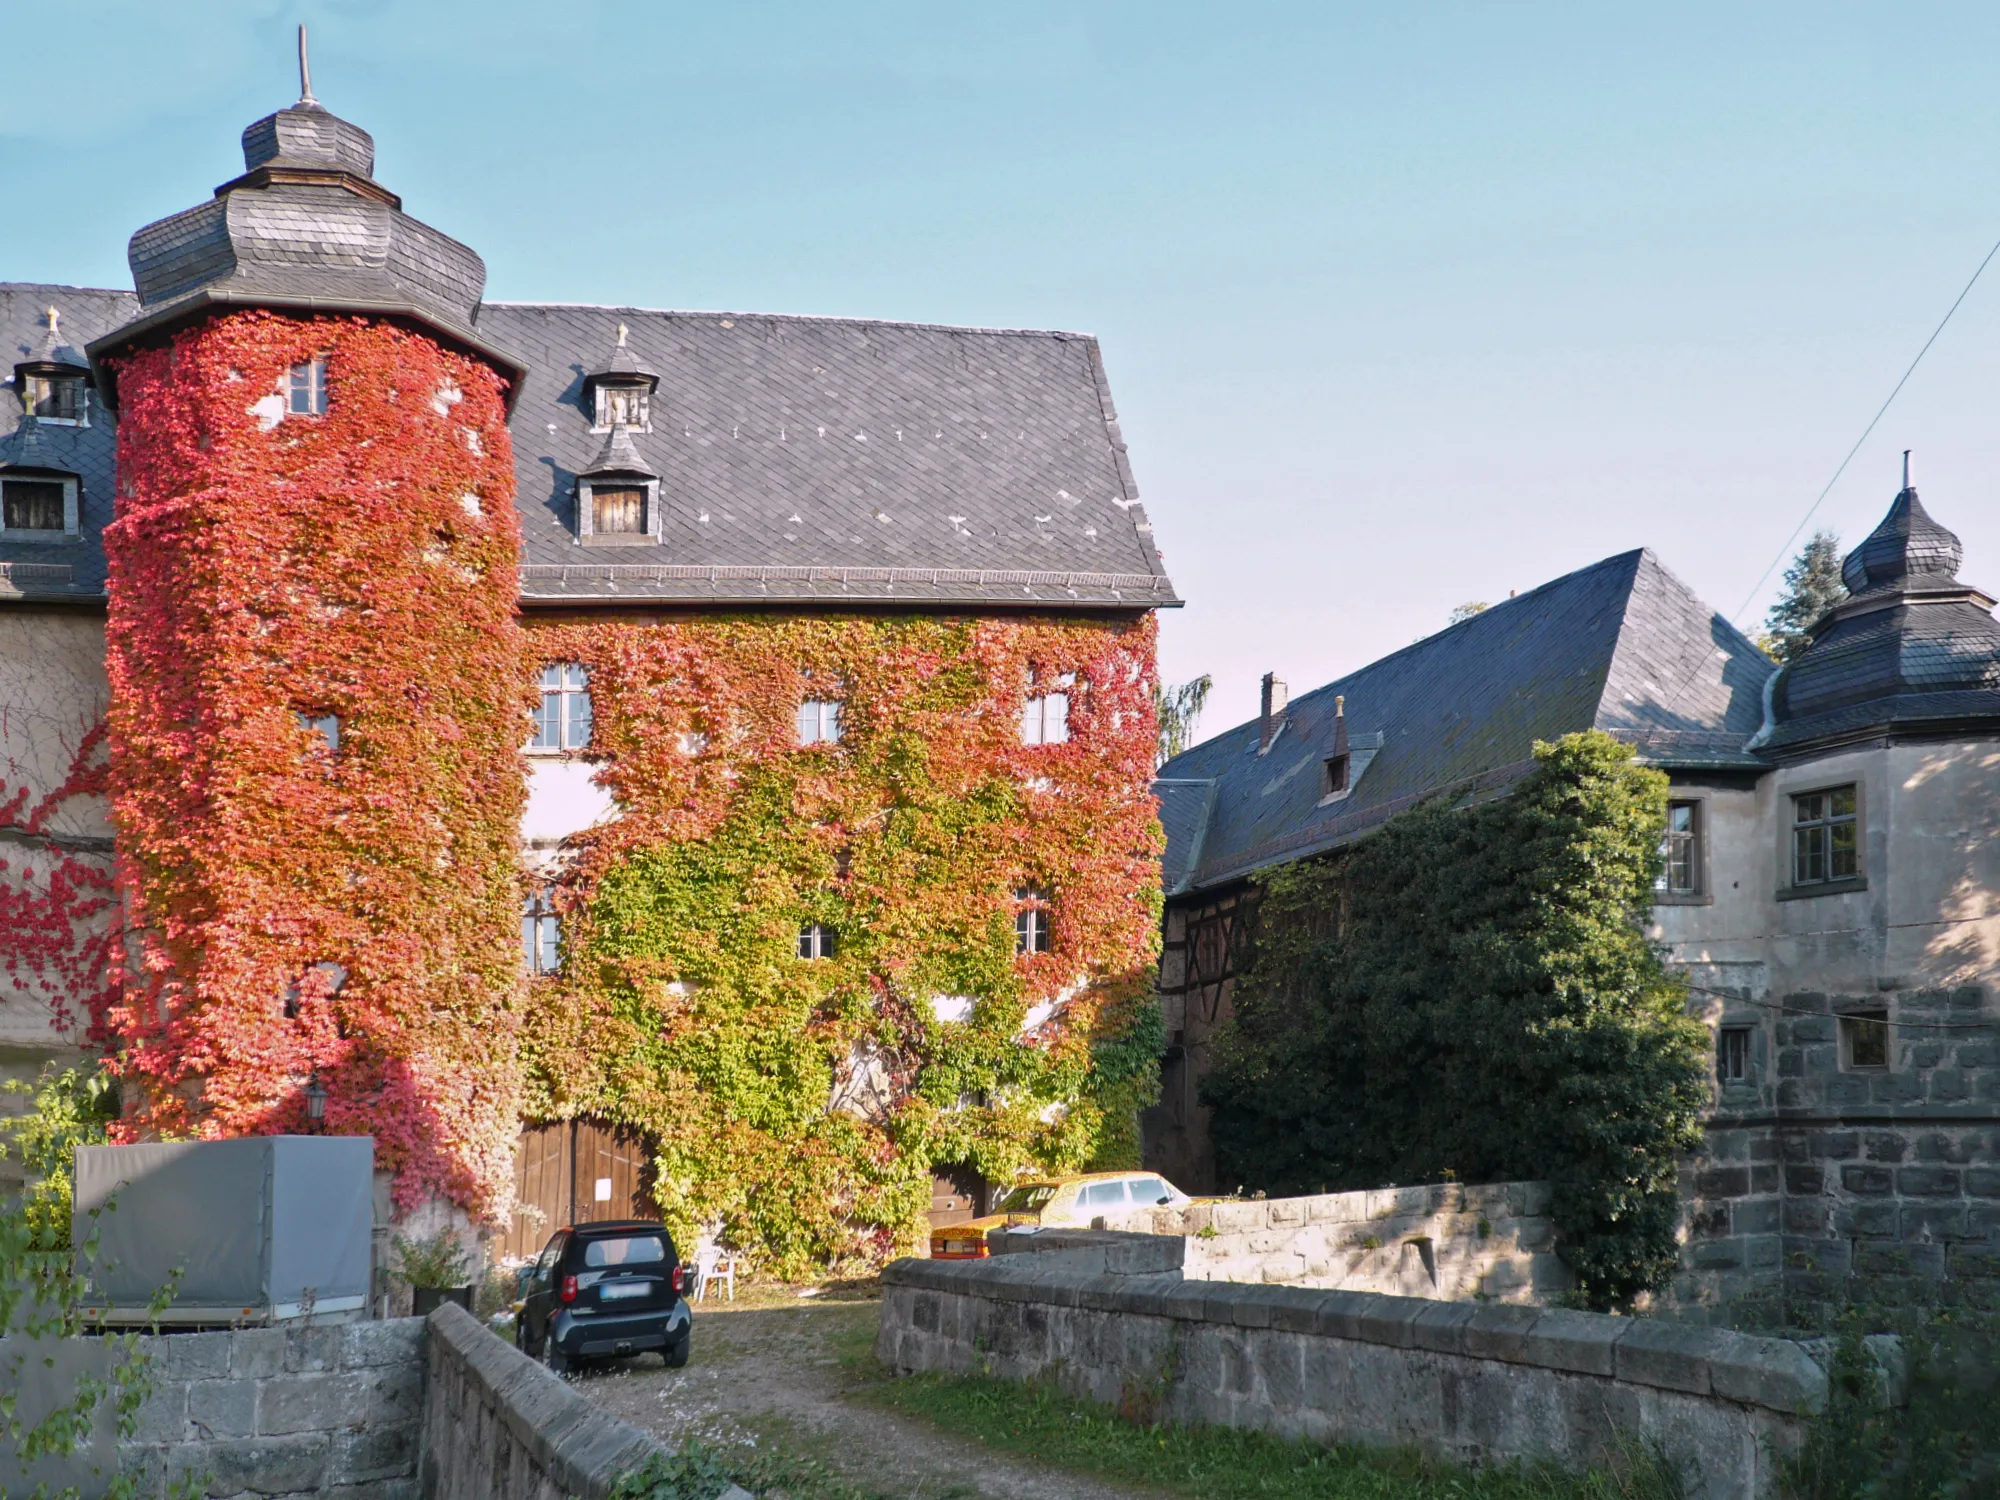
top-left (1258, 673), bottom-right (1288, 754)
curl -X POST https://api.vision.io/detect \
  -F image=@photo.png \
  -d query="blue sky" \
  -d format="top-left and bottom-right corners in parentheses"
top-left (10, 3), bottom-right (2000, 734)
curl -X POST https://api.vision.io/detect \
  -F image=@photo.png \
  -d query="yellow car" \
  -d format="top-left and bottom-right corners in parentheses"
top-left (928, 1170), bottom-right (1191, 1259)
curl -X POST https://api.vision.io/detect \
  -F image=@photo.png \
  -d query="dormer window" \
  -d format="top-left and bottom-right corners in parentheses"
top-left (597, 385), bottom-right (651, 431)
top-left (22, 374), bottom-right (84, 424)
top-left (592, 486), bottom-right (647, 535)
top-left (288, 360), bottom-right (329, 416)
top-left (1320, 754), bottom-right (1350, 796)
top-left (0, 474), bottom-right (80, 539)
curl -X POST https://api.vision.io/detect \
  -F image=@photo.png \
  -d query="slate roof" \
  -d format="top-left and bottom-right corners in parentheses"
top-left (0, 287), bottom-right (1174, 609)
top-left (1156, 549), bottom-right (1775, 897)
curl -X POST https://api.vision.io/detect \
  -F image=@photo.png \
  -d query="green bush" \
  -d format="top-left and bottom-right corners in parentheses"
top-left (0, 1063), bottom-right (119, 1251)
top-left (390, 1228), bottom-right (471, 1288)
top-left (1782, 1313), bottom-right (1998, 1500)
top-left (1201, 731), bottom-right (1709, 1309)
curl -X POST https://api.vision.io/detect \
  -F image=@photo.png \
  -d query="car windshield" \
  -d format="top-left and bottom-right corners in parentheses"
top-left (583, 1235), bottom-right (667, 1268)
top-left (994, 1184), bottom-right (1058, 1213)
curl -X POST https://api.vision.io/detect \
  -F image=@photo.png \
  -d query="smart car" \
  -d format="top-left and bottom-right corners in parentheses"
top-left (928, 1170), bottom-right (1192, 1259)
top-left (516, 1219), bottom-right (692, 1373)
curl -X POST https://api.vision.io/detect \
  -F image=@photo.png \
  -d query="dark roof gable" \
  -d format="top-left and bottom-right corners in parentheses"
top-left (1156, 549), bottom-right (1773, 896)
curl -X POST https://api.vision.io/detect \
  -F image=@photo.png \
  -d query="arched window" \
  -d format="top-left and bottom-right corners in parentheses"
top-left (532, 664), bottom-right (592, 751)
top-left (522, 888), bottom-right (560, 975)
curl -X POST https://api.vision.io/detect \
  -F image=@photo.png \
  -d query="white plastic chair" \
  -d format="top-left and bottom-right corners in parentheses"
top-left (693, 1245), bottom-right (736, 1302)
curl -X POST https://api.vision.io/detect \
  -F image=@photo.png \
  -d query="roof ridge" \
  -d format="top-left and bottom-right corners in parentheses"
top-left (475, 302), bottom-right (1096, 341)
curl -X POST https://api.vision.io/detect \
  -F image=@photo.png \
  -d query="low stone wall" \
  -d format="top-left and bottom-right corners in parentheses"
top-left (878, 1252), bottom-right (1826, 1500)
top-left (1099, 1180), bottom-right (1569, 1301)
top-left (420, 1300), bottom-right (683, 1500)
top-left (125, 1318), bottom-right (426, 1499)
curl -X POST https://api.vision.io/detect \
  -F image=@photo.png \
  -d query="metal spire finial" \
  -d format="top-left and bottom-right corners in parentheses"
top-left (1902, 449), bottom-right (1911, 490)
top-left (298, 23), bottom-right (316, 105)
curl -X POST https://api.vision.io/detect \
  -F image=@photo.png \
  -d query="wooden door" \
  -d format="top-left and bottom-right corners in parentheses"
top-left (499, 1119), bottom-right (654, 1262)
top-left (929, 1164), bottom-right (986, 1230)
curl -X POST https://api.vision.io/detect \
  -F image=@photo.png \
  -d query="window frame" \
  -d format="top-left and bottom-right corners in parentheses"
top-left (797, 698), bottom-right (845, 747)
top-left (797, 922), bottom-right (837, 961)
top-left (287, 359), bottom-right (329, 418)
top-left (296, 710), bottom-right (341, 755)
top-left (522, 887), bottom-right (561, 976)
top-left (529, 663), bottom-right (593, 754)
top-left (591, 382), bottom-right (653, 434)
top-left (1655, 796), bottom-right (1709, 905)
top-left (577, 476), bottom-right (661, 547)
top-left (0, 473), bottom-right (81, 541)
top-left (22, 373), bottom-right (87, 425)
top-left (1716, 1024), bottom-right (1751, 1085)
top-left (1780, 780), bottom-right (1866, 899)
top-left (1840, 1009), bottom-right (1890, 1071)
top-left (1014, 888), bottom-right (1053, 956)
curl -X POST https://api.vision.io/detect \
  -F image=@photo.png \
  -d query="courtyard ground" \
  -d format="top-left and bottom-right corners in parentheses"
top-left (569, 1281), bottom-right (1160, 1499)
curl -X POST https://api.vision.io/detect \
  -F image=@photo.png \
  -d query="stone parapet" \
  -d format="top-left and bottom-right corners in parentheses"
top-left (878, 1255), bottom-right (1823, 1500)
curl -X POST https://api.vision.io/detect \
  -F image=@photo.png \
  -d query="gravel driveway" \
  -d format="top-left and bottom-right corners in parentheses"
top-left (570, 1289), bottom-right (1162, 1500)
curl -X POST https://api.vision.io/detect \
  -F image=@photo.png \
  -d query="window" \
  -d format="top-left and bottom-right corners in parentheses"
top-left (23, 374), bottom-right (84, 423)
top-left (1021, 691), bottom-right (1070, 746)
top-left (522, 888), bottom-right (560, 975)
top-left (1841, 1011), bottom-right (1889, 1070)
top-left (797, 922), bottom-right (837, 960)
top-left (2, 478), bottom-right (67, 532)
top-left (1659, 800), bottom-right (1701, 896)
top-left (1127, 1176), bottom-right (1173, 1205)
top-left (597, 386), bottom-right (650, 430)
top-left (582, 1235), bottom-right (666, 1268)
top-left (591, 485), bottom-right (646, 535)
top-left (532, 664), bottom-right (593, 751)
top-left (1321, 754), bottom-right (1350, 797)
top-left (1717, 1026), bottom-right (1751, 1083)
top-left (288, 360), bottom-right (328, 416)
top-left (797, 699), bottom-right (843, 746)
top-left (1792, 786), bottom-right (1858, 887)
top-left (1015, 889), bottom-right (1051, 955)
top-left (1080, 1180), bottom-right (1127, 1207)
top-left (297, 711), bottom-right (340, 754)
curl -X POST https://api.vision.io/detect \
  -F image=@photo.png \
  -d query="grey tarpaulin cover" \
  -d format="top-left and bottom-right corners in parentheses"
top-left (73, 1136), bottom-right (373, 1319)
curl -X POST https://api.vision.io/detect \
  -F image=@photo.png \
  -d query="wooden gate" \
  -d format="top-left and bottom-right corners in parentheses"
top-left (498, 1119), bottom-right (653, 1262)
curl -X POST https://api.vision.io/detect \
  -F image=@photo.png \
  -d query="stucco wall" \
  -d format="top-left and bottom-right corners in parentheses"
top-left (0, 608), bottom-right (108, 1174)
top-left (878, 1254), bottom-right (1824, 1500)
top-left (1657, 737), bottom-right (2000, 1320)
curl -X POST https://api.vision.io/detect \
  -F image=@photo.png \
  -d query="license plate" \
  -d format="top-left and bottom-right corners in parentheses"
top-left (600, 1281), bottom-right (648, 1300)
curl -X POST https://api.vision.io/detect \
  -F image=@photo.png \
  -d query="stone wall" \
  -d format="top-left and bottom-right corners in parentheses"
top-left (123, 1318), bottom-right (426, 1499)
top-left (419, 1300), bottom-right (680, 1500)
top-left (878, 1252), bottom-right (1825, 1500)
top-left (1092, 1180), bottom-right (1567, 1302)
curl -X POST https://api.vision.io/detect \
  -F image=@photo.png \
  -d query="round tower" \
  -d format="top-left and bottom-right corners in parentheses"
top-left (88, 77), bottom-right (532, 1221)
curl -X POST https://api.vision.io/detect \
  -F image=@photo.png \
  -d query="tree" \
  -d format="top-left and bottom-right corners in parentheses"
top-left (1152, 674), bottom-right (1213, 767)
top-left (1760, 530), bottom-right (1846, 662)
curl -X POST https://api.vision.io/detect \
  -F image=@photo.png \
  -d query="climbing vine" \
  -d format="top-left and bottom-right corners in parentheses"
top-left (522, 612), bottom-right (1164, 1276)
top-left (101, 311), bottom-right (532, 1221)
top-left (1202, 731), bottom-right (1709, 1309)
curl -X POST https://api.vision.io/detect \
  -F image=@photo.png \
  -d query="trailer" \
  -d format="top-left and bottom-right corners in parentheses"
top-left (72, 1136), bottom-right (374, 1327)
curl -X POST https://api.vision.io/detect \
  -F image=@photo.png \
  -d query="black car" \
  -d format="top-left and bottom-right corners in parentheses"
top-left (516, 1219), bottom-right (692, 1373)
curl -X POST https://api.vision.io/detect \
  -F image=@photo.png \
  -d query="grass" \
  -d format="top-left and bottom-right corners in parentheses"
top-left (853, 1367), bottom-right (1685, 1500)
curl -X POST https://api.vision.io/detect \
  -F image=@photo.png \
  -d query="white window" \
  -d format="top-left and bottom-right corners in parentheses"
top-left (522, 889), bottom-right (560, 975)
top-left (1015, 888), bottom-right (1051, 955)
top-left (797, 699), bottom-right (844, 746)
top-left (288, 360), bottom-right (328, 417)
top-left (0, 476), bottom-right (75, 535)
top-left (297, 711), bottom-right (340, 754)
top-left (1659, 800), bottom-right (1702, 895)
top-left (797, 922), bottom-right (837, 960)
top-left (532, 664), bottom-right (592, 752)
top-left (1021, 675), bottom-right (1073, 746)
top-left (22, 374), bottom-right (85, 424)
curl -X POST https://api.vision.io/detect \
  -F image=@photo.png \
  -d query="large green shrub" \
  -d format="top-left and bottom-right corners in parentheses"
top-left (1202, 731), bottom-right (1709, 1309)
top-left (0, 1064), bottom-right (119, 1252)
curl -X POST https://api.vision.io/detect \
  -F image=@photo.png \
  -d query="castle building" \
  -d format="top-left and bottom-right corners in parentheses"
top-left (1148, 497), bottom-right (2000, 1318)
top-left (0, 76), bottom-right (1176, 1266)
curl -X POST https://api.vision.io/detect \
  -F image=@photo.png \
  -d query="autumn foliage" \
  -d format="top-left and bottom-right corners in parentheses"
top-left (522, 612), bottom-right (1164, 1273)
top-left (101, 312), bottom-right (531, 1219)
